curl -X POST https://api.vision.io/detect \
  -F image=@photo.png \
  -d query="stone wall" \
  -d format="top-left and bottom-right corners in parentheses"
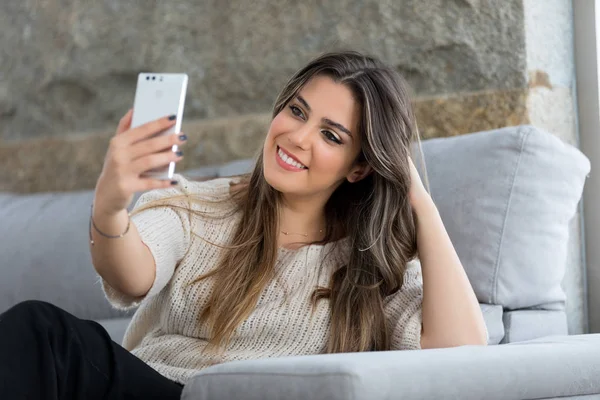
top-left (1, 0), bottom-right (526, 142)
top-left (1, 0), bottom-right (535, 191)
top-left (0, 1), bottom-right (585, 334)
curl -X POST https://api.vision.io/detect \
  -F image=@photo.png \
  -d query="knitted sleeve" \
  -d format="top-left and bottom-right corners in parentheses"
top-left (98, 174), bottom-right (192, 310)
top-left (384, 258), bottom-right (424, 350)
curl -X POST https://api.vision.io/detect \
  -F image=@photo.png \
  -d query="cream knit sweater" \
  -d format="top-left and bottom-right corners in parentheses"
top-left (98, 175), bottom-right (423, 385)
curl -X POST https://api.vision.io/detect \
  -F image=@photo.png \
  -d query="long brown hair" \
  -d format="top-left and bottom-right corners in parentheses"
top-left (137, 50), bottom-right (426, 355)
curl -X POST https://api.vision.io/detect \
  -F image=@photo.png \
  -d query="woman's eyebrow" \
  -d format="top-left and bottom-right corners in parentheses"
top-left (296, 95), bottom-right (353, 138)
top-left (323, 118), bottom-right (353, 138)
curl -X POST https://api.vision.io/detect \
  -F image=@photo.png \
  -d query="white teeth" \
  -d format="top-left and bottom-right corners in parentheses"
top-left (278, 147), bottom-right (306, 169)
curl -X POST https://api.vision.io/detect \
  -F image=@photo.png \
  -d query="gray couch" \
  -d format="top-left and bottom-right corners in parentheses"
top-left (2, 125), bottom-right (600, 400)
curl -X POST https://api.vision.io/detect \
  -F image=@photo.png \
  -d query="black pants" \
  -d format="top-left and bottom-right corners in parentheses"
top-left (0, 300), bottom-right (184, 399)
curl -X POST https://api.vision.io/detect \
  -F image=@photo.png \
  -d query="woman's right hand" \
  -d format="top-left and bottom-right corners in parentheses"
top-left (93, 109), bottom-right (187, 216)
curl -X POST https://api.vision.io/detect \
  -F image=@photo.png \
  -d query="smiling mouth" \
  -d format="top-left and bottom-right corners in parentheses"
top-left (277, 146), bottom-right (308, 169)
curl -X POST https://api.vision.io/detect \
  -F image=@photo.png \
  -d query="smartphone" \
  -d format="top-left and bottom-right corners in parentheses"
top-left (131, 72), bottom-right (188, 180)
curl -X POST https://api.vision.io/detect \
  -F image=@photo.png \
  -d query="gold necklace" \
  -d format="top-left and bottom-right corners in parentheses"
top-left (280, 229), bottom-right (324, 238)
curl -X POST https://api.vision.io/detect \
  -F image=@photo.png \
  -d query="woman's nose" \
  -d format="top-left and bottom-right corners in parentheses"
top-left (288, 125), bottom-right (312, 150)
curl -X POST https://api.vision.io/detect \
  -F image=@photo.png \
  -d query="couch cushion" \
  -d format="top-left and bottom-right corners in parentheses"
top-left (417, 125), bottom-right (590, 311)
top-left (0, 190), bottom-right (134, 320)
top-left (95, 317), bottom-right (132, 346)
top-left (215, 159), bottom-right (255, 176)
top-left (501, 309), bottom-right (568, 344)
top-left (480, 303), bottom-right (504, 345)
top-left (183, 334), bottom-right (600, 400)
top-left (185, 159), bottom-right (255, 180)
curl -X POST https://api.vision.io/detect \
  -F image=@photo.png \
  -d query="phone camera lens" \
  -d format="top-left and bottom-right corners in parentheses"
top-left (152, 76), bottom-right (156, 80)
top-left (146, 76), bottom-right (149, 80)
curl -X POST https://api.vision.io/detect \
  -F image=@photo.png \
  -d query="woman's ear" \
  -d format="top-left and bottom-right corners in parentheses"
top-left (347, 163), bottom-right (373, 183)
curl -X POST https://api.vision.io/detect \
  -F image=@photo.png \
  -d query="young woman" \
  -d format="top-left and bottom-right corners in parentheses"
top-left (0, 51), bottom-right (487, 399)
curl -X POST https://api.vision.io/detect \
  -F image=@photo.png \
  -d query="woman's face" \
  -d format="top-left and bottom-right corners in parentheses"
top-left (263, 75), bottom-right (368, 198)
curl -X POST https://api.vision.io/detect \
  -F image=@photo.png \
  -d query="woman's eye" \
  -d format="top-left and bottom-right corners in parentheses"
top-left (288, 105), bottom-right (341, 144)
top-left (322, 130), bottom-right (341, 144)
top-left (289, 105), bottom-right (304, 119)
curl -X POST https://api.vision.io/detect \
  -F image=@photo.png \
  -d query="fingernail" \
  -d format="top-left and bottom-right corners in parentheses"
top-left (175, 150), bottom-right (183, 157)
top-left (171, 180), bottom-right (178, 185)
top-left (168, 114), bottom-right (176, 120)
top-left (178, 134), bottom-right (187, 141)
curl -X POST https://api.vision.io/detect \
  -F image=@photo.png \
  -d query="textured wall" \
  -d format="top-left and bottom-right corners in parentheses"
top-left (0, 0), bottom-right (525, 140)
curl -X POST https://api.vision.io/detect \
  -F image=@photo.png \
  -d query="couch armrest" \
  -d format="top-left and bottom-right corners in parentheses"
top-left (182, 334), bottom-right (600, 400)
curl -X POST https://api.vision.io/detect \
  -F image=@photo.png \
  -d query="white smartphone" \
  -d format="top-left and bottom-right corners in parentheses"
top-left (131, 72), bottom-right (188, 180)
